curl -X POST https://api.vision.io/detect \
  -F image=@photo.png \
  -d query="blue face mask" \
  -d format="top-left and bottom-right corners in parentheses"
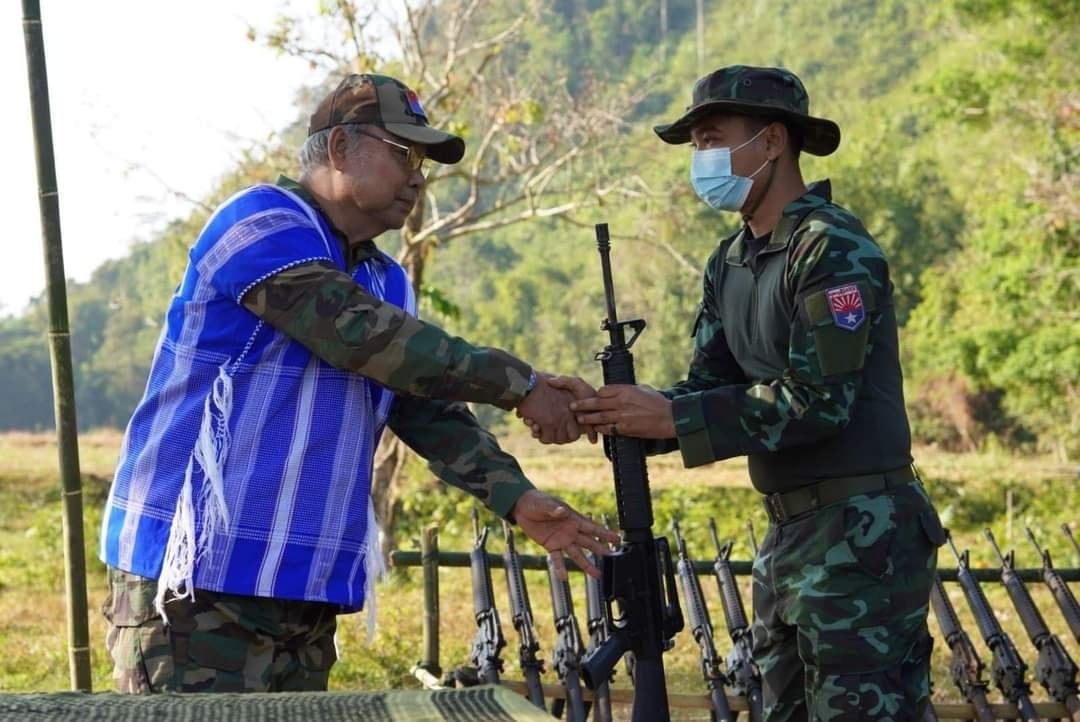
top-left (690, 126), bottom-right (770, 212)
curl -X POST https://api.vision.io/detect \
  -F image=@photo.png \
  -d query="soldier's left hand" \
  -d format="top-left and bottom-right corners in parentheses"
top-left (512, 489), bottom-right (620, 580)
top-left (569, 383), bottom-right (676, 439)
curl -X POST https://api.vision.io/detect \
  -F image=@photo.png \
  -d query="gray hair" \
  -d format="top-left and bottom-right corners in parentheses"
top-left (298, 125), bottom-right (370, 173)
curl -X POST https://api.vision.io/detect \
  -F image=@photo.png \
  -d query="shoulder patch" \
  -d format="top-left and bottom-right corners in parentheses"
top-left (826, 283), bottom-right (866, 331)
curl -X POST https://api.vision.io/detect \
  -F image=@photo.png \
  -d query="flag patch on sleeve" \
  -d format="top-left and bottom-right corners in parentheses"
top-left (826, 283), bottom-right (866, 331)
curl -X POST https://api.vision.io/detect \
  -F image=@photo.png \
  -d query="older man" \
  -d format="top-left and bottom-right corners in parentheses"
top-left (562, 65), bottom-right (946, 721)
top-left (100, 73), bottom-right (614, 694)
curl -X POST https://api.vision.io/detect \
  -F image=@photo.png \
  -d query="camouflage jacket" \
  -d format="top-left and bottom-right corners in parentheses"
top-left (239, 176), bottom-right (536, 518)
top-left (657, 180), bottom-right (912, 494)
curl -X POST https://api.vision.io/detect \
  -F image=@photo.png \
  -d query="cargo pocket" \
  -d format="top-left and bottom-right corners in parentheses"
top-left (103, 568), bottom-right (160, 627)
top-left (839, 493), bottom-right (897, 581)
top-left (184, 628), bottom-right (253, 692)
top-left (803, 627), bottom-right (932, 721)
top-left (103, 569), bottom-right (175, 693)
top-left (297, 630), bottom-right (338, 674)
top-left (106, 621), bottom-right (174, 693)
top-left (918, 505), bottom-right (947, 549)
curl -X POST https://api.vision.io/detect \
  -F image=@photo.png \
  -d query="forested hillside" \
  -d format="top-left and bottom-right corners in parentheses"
top-left (3, 0), bottom-right (1076, 459)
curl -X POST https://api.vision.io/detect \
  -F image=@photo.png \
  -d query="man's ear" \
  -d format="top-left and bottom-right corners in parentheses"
top-left (327, 126), bottom-right (351, 171)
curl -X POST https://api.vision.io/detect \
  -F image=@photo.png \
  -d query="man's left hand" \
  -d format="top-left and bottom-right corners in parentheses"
top-left (569, 383), bottom-right (676, 439)
top-left (512, 489), bottom-right (620, 580)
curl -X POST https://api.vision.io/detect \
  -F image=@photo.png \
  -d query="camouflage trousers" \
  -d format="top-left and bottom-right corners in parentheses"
top-left (750, 480), bottom-right (946, 722)
top-left (103, 568), bottom-right (339, 693)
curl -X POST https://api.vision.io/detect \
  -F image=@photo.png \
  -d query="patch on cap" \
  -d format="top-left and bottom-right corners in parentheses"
top-left (405, 90), bottom-right (427, 121)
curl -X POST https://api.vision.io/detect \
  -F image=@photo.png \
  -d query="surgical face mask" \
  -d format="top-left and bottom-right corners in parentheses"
top-left (690, 126), bottom-right (770, 212)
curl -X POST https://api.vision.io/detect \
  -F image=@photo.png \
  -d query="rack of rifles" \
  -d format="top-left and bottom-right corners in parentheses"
top-left (429, 516), bottom-right (1080, 722)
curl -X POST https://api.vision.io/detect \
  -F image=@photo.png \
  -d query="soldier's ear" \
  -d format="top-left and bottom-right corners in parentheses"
top-left (765, 122), bottom-right (787, 161)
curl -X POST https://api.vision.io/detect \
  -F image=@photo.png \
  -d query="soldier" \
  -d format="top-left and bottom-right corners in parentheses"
top-left (99, 73), bottom-right (616, 694)
top-left (559, 65), bottom-right (946, 720)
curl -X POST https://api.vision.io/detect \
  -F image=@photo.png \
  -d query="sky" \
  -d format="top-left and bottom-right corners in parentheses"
top-left (2, 1), bottom-right (320, 316)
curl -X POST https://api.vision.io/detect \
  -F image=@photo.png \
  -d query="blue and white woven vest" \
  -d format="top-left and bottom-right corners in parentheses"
top-left (99, 184), bottom-right (414, 636)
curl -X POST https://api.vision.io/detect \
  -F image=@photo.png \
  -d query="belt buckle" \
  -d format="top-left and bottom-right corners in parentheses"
top-left (765, 494), bottom-right (788, 524)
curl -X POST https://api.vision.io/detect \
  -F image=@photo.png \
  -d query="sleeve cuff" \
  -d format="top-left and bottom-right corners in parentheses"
top-left (672, 392), bottom-right (715, 468)
top-left (490, 357), bottom-right (534, 410)
top-left (489, 476), bottom-right (537, 522)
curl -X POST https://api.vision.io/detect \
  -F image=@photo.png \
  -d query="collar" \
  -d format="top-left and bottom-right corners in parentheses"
top-left (725, 179), bottom-right (832, 266)
top-left (275, 175), bottom-right (382, 266)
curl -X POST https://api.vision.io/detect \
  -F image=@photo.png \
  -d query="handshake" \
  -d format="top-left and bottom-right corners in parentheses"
top-left (516, 372), bottom-right (677, 444)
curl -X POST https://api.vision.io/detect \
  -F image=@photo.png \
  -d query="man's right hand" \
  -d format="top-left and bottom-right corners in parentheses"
top-left (516, 373), bottom-right (584, 444)
top-left (518, 375), bottom-right (599, 444)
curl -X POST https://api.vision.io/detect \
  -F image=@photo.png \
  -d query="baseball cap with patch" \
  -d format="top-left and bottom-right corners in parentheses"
top-left (654, 65), bottom-right (840, 156)
top-left (308, 73), bottom-right (465, 164)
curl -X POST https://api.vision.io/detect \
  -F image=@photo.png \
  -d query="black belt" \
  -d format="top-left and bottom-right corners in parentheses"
top-left (763, 465), bottom-right (918, 524)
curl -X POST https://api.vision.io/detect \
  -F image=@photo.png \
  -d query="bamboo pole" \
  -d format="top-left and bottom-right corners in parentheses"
top-left (20, 0), bottom-right (92, 692)
top-left (420, 525), bottom-right (441, 677)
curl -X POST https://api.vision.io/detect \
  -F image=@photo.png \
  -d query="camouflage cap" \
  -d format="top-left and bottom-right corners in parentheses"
top-left (654, 65), bottom-right (840, 156)
top-left (308, 73), bottom-right (465, 164)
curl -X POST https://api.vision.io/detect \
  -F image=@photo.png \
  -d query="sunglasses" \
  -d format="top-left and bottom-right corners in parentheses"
top-left (350, 127), bottom-right (426, 172)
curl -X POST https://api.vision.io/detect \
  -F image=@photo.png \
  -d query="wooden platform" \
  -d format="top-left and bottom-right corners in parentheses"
top-left (0, 685), bottom-right (552, 721)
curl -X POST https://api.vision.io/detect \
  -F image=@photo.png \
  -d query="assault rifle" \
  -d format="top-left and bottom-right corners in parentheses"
top-left (1026, 526), bottom-right (1080, 645)
top-left (672, 521), bottom-right (734, 722)
top-left (986, 529), bottom-right (1080, 720)
top-left (929, 574), bottom-right (996, 722)
top-left (468, 509), bottom-right (505, 684)
top-left (709, 519), bottom-right (764, 722)
top-left (584, 543), bottom-right (614, 722)
top-left (580, 223), bottom-right (684, 722)
top-left (502, 521), bottom-right (545, 709)
top-left (946, 532), bottom-right (1039, 722)
top-left (547, 554), bottom-right (587, 722)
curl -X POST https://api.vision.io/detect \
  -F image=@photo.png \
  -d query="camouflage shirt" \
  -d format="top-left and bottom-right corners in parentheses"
top-left (657, 180), bottom-right (912, 494)
top-left (238, 176), bottom-right (536, 519)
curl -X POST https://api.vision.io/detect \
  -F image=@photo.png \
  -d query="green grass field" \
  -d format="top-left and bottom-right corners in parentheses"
top-left (1, 430), bottom-right (1077, 720)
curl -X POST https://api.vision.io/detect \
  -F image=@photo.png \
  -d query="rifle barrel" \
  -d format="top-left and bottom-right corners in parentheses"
top-left (984, 528), bottom-right (1008, 566)
top-left (1064, 524), bottom-right (1080, 558)
top-left (547, 555), bottom-right (586, 722)
top-left (502, 522), bottom-right (545, 709)
top-left (746, 520), bottom-right (759, 557)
